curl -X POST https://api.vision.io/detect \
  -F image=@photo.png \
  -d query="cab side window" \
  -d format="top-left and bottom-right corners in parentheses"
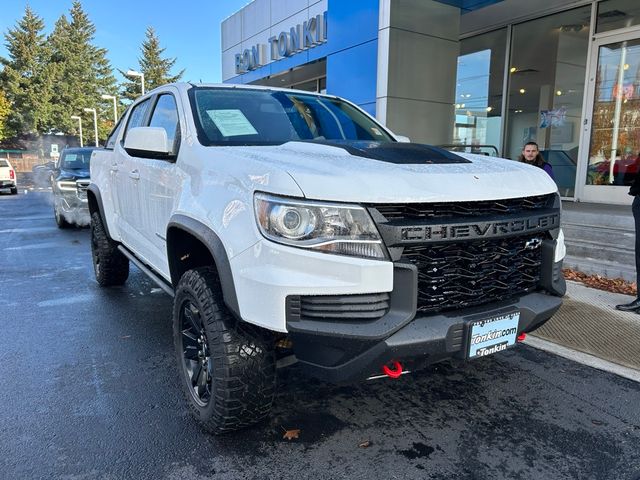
top-left (149, 94), bottom-right (180, 155)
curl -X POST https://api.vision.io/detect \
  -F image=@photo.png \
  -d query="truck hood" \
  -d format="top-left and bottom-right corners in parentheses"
top-left (229, 141), bottom-right (558, 203)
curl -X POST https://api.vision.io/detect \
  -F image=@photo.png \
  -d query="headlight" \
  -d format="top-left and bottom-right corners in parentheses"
top-left (57, 180), bottom-right (76, 191)
top-left (254, 192), bottom-right (388, 260)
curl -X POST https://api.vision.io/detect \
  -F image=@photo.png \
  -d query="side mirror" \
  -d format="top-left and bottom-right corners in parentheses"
top-left (395, 135), bottom-right (411, 143)
top-left (124, 127), bottom-right (173, 159)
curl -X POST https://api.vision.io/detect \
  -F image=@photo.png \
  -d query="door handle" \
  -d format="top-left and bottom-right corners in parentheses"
top-left (129, 170), bottom-right (140, 180)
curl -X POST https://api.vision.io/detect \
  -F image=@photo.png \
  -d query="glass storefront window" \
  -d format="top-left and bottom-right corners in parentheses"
top-left (290, 77), bottom-right (327, 93)
top-left (291, 79), bottom-right (319, 92)
top-left (597, 0), bottom-right (640, 34)
top-left (586, 38), bottom-right (640, 187)
top-left (505, 6), bottom-right (591, 197)
top-left (454, 28), bottom-right (507, 156)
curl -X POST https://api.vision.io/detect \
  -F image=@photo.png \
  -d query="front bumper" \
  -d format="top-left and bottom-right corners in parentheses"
top-left (281, 234), bottom-right (565, 383)
top-left (231, 235), bottom-right (565, 383)
top-left (287, 265), bottom-right (562, 383)
top-left (55, 191), bottom-right (89, 214)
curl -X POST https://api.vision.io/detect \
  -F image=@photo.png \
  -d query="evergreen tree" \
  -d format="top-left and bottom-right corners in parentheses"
top-left (121, 26), bottom-right (184, 101)
top-left (0, 90), bottom-right (11, 141)
top-left (47, 1), bottom-right (118, 140)
top-left (0, 6), bottom-right (52, 136)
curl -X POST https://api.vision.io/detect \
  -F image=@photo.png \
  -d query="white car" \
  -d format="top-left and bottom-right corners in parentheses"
top-left (88, 83), bottom-right (566, 434)
top-left (0, 159), bottom-right (18, 194)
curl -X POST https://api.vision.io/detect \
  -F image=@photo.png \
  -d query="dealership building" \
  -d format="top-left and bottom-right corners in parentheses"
top-left (222, 0), bottom-right (640, 277)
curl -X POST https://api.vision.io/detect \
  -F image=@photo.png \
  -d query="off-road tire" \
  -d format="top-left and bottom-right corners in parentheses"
top-left (173, 267), bottom-right (276, 434)
top-left (54, 204), bottom-right (71, 229)
top-left (90, 211), bottom-right (129, 286)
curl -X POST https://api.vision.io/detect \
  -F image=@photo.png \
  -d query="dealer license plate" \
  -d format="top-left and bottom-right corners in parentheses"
top-left (468, 311), bottom-right (520, 359)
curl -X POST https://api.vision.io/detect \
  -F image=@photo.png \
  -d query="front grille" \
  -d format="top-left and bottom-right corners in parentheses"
top-left (370, 194), bottom-right (554, 221)
top-left (291, 293), bottom-right (390, 321)
top-left (402, 234), bottom-right (543, 314)
top-left (77, 180), bottom-right (89, 200)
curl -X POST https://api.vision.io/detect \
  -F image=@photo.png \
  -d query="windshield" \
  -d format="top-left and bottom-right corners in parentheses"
top-left (190, 87), bottom-right (394, 146)
top-left (61, 150), bottom-right (92, 169)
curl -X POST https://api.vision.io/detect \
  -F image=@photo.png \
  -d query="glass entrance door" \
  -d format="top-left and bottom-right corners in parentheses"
top-left (579, 32), bottom-right (640, 203)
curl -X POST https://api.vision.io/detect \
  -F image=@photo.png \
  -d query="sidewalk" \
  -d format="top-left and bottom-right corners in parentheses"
top-left (529, 280), bottom-right (640, 375)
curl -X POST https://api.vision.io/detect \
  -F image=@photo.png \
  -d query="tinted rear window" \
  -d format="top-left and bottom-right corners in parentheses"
top-left (0, 160), bottom-right (9, 168)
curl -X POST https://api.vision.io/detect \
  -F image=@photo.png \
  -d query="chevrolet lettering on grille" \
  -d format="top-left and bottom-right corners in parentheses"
top-left (398, 213), bottom-right (559, 243)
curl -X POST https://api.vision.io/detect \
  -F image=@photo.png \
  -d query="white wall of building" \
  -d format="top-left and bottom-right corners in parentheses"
top-left (376, 0), bottom-right (460, 143)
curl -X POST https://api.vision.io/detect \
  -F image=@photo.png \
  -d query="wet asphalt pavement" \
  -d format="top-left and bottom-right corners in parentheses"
top-left (1, 190), bottom-right (640, 480)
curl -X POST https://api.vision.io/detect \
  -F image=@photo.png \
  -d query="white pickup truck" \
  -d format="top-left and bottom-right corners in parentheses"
top-left (88, 82), bottom-right (566, 434)
top-left (0, 159), bottom-right (18, 194)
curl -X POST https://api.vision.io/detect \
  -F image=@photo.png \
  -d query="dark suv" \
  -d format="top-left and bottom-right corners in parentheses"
top-left (52, 147), bottom-right (96, 228)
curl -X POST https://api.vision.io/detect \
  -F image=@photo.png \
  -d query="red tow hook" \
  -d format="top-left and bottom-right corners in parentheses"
top-left (382, 361), bottom-right (404, 379)
top-left (517, 333), bottom-right (527, 342)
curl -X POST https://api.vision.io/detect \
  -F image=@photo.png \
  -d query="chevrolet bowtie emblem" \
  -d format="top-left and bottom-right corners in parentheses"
top-left (524, 238), bottom-right (542, 250)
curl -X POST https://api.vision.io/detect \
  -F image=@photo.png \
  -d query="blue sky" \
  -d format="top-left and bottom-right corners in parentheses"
top-left (0, 0), bottom-right (250, 83)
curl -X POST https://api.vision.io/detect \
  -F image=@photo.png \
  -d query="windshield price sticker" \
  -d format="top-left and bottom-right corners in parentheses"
top-left (206, 109), bottom-right (258, 137)
top-left (468, 312), bottom-right (520, 359)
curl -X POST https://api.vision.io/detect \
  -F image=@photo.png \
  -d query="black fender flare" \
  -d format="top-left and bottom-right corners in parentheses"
top-left (167, 214), bottom-right (241, 318)
top-left (87, 184), bottom-right (111, 239)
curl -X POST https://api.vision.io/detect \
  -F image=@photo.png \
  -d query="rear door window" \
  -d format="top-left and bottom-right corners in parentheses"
top-left (0, 160), bottom-right (8, 168)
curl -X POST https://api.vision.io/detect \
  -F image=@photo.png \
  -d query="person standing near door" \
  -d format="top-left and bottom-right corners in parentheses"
top-left (616, 165), bottom-right (640, 312)
top-left (518, 141), bottom-right (555, 179)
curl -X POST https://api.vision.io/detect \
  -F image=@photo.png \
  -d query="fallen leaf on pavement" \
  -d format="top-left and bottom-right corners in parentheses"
top-left (359, 440), bottom-right (371, 448)
top-left (282, 428), bottom-right (300, 441)
top-left (563, 268), bottom-right (636, 296)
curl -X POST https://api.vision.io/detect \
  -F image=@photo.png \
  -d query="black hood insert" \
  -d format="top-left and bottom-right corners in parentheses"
top-left (309, 140), bottom-right (472, 165)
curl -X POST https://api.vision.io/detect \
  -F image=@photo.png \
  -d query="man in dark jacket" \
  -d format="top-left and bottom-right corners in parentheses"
top-left (616, 168), bottom-right (640, 311)
top-left (518, 142), bottom-right (554, 179)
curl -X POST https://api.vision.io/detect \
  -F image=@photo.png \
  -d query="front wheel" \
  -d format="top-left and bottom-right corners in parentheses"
top-left (173, 267), bottom-right (276, 434)
top-left (54, 204), bottom-right (71, 229)
top-left (90, 211), bottom-right (129, 286)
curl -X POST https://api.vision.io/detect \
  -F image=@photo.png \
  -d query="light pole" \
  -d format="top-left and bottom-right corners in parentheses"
top-left (70, 115), bottom-right (83, 147)
top-left (101, 94), bottom-right (118, 124)
top-left (126, 69), bottom-right (145, 95)
top-left (83, 108), bottom-right (99, 147)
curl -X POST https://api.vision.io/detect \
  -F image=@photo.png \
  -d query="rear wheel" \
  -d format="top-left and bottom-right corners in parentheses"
top-left (173, 267), bottom-right (276, 434)
top-left (10, 186), bottom-right (17, 195)
top-left (90, 211), bottom-right (129, 286)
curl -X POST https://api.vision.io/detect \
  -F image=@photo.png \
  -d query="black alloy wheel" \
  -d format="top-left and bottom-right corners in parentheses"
top-left (90, 211), bottom-right (129, 286)
top-left (172, 267), bottom-right (276, 434)
top-left (178, 300), bottom-right (213, 406)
